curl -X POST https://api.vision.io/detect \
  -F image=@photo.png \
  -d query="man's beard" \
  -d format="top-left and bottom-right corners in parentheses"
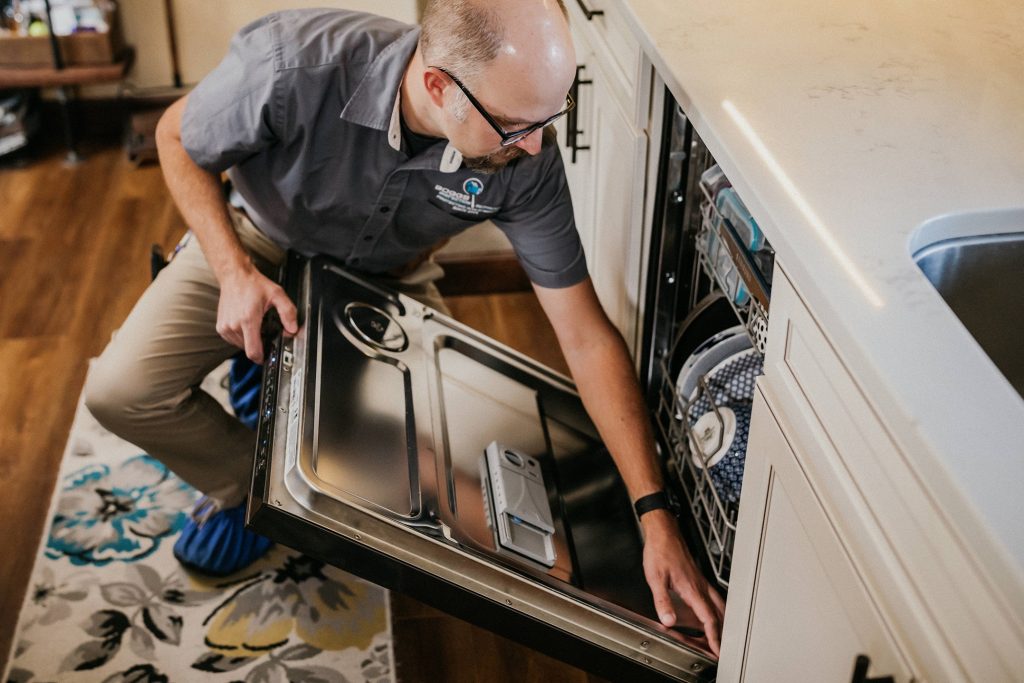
top-left (462, 145), bottom-right (527, 174)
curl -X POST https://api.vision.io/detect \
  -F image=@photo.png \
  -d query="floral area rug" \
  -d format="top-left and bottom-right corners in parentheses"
top-left (4, 366), bottom-right (394, 683)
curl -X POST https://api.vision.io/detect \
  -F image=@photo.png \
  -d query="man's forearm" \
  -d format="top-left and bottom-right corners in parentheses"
top-left (155, 96), bottom-right (251, 285)
top-left (561, 324), bottom-right (663, 501)
top-left (562, 327), bottom-right (685, 541)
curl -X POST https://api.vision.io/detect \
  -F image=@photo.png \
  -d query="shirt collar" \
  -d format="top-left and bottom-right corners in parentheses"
top-left (340, 25), bottom-right (463, 173)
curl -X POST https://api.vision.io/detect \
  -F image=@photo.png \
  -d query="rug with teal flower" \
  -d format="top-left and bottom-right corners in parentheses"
top-left (3, 366), bottom-right (394, 683)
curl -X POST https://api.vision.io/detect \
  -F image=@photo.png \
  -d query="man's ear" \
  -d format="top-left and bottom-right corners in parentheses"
top-left (423, 68), bottom-right (448, 109)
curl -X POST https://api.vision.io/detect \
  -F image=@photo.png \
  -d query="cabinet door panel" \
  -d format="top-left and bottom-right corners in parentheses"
top-left (556, 20), bottom-right (649, 354)
top-left (566, 0), bottom-right (640, 97)
top-left (720, 388), bottom-right (912, 682)
top-left (587, 57), bottom-right (647, 352)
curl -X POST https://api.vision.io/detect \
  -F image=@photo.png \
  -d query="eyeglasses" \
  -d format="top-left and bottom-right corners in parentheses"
top-left (431, 66), bottom-right (575, 147)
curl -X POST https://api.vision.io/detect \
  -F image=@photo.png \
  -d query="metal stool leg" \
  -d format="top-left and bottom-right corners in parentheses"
top-left (54, 85), bottom-right (81, 163)
top-left (42, 0), bottom-right (81, 163)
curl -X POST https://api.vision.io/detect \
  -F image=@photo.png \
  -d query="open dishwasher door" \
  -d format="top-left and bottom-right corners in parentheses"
top-left (248, 254), bottom-right (717, 682)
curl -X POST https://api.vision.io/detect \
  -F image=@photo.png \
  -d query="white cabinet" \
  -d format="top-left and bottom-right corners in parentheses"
top-left (732, 265), bottom-right (1024, 682)
top-left (718, 386), bottom-right (914, 682)
top-left (558, 3), bottom-right (650, 354)
top-left (584, 57), bottom-right (648, 354)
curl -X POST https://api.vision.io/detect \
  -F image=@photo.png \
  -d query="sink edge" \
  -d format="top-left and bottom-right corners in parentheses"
top-left (908, 206), bottom-right (1024, 256)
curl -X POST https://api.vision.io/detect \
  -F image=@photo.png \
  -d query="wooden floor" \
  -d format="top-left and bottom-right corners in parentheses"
top-left (0, 140), bottom-right (606, 682)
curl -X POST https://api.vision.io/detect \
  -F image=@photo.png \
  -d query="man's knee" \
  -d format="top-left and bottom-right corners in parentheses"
top-left (83, 354), bottom-right (154, 432)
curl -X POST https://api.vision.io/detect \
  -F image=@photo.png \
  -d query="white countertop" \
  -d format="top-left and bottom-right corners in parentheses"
top-left (615, 0), bottom-right (1024, 601)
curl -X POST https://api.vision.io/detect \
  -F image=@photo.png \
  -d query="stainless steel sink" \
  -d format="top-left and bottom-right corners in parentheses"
top-left (913, 229), bottom-right (1024, 398)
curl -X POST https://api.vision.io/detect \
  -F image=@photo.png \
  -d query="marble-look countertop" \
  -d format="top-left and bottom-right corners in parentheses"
top-left (616, 0), bottom-right (1024, 602)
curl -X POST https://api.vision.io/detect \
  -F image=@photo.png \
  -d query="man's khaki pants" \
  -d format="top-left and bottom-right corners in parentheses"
top-left (85, 208), bottom-right (446, 512)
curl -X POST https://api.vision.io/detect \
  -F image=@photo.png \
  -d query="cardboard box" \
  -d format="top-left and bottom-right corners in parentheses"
top-left (0, 11), bottom-right (123, 68)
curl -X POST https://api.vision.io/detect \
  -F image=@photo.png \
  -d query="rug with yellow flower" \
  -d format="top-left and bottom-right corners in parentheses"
top-left (4, 367), bottom-right (393, 683)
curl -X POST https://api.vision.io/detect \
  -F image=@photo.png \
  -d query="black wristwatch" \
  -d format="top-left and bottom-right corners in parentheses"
top-left (633, 490), bottom-right (678, 518)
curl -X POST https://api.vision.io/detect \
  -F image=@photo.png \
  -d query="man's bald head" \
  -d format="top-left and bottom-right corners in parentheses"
top-left (420, 0), bottom-right (572, 93)
top-left (411, 0), bottom-right (575, 172)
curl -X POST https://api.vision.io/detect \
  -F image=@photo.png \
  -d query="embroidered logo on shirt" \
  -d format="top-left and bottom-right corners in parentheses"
top-left (463, 178), bottom-right (484, 204)
top-left (433, 180), bottom-right (497, 217)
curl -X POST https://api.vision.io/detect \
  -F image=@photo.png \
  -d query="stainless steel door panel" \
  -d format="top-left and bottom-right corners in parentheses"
top-left (426, 331), bottom-right (577, 583)
top-left (313, 323), bottom-right (417, 517)
top-left (250, 255), bottom-right (717, 682)
top-left (288, 263), bottom-right (438, 524)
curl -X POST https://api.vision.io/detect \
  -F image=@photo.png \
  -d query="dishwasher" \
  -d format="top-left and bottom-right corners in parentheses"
top-left (639, 96), bottom-right (774, 592)
top-left (248, 90), bottom-right (771, 683)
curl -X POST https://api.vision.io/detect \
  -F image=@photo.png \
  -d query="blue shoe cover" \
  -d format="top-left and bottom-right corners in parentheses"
top-left (228, 353), bottom-right (263, 431)
top-left (173, 501), bottom-right (273, 576)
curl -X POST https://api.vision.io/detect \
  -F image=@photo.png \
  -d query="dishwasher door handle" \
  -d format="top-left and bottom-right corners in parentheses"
top-left (851, 654), bottom-right (896, 683)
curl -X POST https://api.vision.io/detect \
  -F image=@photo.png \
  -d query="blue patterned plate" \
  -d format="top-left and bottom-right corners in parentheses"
top-left (685, 348), bottom-right (763, 504)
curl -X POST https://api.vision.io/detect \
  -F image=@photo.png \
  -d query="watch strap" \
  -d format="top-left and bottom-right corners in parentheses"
top-left (634, 491), bottom-right (673, 518)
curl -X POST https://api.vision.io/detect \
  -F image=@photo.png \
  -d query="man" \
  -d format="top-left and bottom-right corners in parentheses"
top-left (84, 0), bottom-right (724, 654)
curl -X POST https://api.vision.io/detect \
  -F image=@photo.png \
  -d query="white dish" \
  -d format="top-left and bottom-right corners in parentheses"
top-left (688, 406), bottom-right (737, 469)
top-left (675, 325), bottom-right (751, 406)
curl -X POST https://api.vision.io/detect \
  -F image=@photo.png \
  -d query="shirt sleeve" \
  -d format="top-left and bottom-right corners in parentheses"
top-left (491, 132), bottom-right (589, 289)
top-left (181, 14), bottom-right (282, 173)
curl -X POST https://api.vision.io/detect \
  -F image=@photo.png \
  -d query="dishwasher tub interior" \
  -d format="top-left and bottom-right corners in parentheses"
top-left (640, 95), bottom-right (776, 590)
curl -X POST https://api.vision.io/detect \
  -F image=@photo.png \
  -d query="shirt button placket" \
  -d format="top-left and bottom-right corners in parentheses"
top-left (350, 173), bottom-right (407, 267)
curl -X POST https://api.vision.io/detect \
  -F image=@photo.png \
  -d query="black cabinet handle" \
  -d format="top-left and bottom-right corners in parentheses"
top-left (851, 655), bottom-right (896, 683)
top-left (574, 0), bottom-right (604, 20)
top-left (566, 65), bottom-right (592, 163)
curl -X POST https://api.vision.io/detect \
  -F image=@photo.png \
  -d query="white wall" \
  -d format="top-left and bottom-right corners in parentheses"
top-left (117, 0), bottom-right (174, 92)
top-left (120, 0), bottom-right (421, 91)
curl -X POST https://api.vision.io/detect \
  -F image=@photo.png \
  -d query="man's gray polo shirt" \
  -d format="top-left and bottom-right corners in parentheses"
top-left (181, 8), bottom-right (588, 289)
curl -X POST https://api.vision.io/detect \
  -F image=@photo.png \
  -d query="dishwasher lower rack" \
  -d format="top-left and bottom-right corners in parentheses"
top-left (654, 356), bottom-right (741, 589)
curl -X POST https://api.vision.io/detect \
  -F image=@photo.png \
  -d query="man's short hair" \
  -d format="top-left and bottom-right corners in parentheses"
top-left (420, 0), bottom-right (568, 87)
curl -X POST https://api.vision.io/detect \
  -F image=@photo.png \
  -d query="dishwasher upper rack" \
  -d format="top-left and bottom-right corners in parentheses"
top-left (692, 184), bottom-right (773, 356)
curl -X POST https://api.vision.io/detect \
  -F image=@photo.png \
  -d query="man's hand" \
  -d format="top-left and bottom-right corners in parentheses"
top-left (216, 264), bottom-right (298, 364)
top-left (642, 509), bottom-right (725, 657)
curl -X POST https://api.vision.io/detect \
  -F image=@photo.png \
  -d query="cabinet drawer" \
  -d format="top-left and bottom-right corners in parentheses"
top-left (762, 265), bottom-right (1024, 681)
